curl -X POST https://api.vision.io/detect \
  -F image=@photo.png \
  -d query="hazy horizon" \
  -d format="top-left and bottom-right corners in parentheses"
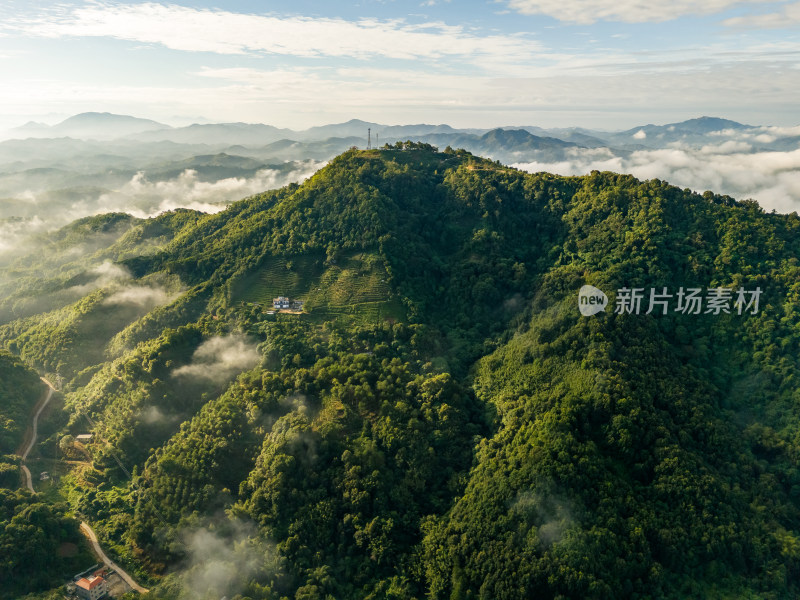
top-left (1, 110), bottom-right (784, 137)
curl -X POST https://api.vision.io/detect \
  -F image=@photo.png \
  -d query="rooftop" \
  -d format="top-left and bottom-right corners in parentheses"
top-left (76, 575), bottom-right (105, 590)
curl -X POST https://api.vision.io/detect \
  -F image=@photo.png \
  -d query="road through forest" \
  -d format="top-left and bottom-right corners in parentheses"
top-left (19, 377), bottom-right (150, 594)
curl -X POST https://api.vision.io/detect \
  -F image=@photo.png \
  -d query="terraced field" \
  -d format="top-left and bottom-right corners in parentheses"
top-left (233, 252), bottom-right (405, 325)
top-left (235, 254), bottom-right (325, 303)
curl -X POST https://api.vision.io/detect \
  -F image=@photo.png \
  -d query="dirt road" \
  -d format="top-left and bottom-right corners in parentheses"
top-left (79, 522), bottom-right (150, 594)
top-left (18, 380), bottom-right (53, 493)
top-left (19, 377), bottom-right (150, 594)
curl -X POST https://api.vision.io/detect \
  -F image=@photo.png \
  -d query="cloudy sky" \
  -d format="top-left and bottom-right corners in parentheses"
top-left (0, 0), bottom-right (798, 130)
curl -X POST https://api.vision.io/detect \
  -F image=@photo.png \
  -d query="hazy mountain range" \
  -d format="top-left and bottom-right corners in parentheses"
top-left (1, 112), bottom-right (774, 154)
top-left (1, 112), bottom-right (799, 261)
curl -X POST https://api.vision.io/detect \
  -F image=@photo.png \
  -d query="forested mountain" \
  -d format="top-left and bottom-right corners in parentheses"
top-left (0, 351), bottom-right (93, 599)
top-left (0, 350), bottom-right (44, 455)
top-left (1, 144), bottom-right (799, 599)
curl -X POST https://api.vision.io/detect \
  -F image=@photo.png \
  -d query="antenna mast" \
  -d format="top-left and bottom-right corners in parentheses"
top-left (367, 127), bottom-right (372, 150)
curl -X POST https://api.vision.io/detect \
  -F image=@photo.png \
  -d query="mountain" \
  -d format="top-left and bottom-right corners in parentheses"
top-left (141, 152), bottom-right (293, 182)
top-left (378, 122), bottom-right (468, 137)
top-left (240, 135), bottom-right (365, 161)
top-left (403, 128), bottom-right (580, 163)
top-left (1, 146), bottom-right (800, 599)
top-left (128, 122), bottom-right (295, 146)
top-left (6, 120), bottom-right (51, 138)
top-left (3, 112), bottom-right (170, 142)
top-left (516, 126), bottom-right (611, 148)
top-left (478, 127), bottom-right (576, 151)
top-left (2, 113), bottom-right (777, 158)
top-left (52, 112), bottom-right (171, 139)
top-left (668, 116), bottom-right (749, 133)
top-left (610, 116), bottom-right (751, 148)
top-left (295, 118), bottom-right (379, 141)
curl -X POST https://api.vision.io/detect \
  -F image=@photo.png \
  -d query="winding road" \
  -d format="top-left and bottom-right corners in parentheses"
top-left (19, 377), bottom-right (150, 595)
top-left (19, 380), bottom-right (53, 493)
top-left (79, 522), bottom-right (149, 594)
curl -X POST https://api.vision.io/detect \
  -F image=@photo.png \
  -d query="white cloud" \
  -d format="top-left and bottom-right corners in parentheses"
top-left (698, 140), bottom-right (753, 154)
top-left (513, 146), bottom-right (800, 213)
top-left (139, 405), bottom-right (178, 425)
top-left (66, 260), bottom-right (131, 295)
top-left (506, 0), bottom-right (771, 24)
top-left (633, 129), bottom-right (647, 139)
top-left (723, 2), bottom-right (800, 28)
top-left (97, 166), bottom-right (321, 218)
top-left (173, 334), bottom-right (261, 383)
top-left (0, 216), bottom-right (46, 254)
top-left (8, 2), bottom-right (543, 65)
top-left (0, 163), bottom-right (321, 263)
top-left (177, 521), bottom-right (280, 600)
top-left (752, 124), bottom-right (800, 139)
top-left (709, 125), bottom-right (800, 145)
top-left (0, 24), bottom-right (797, 129)
top-left (102, 284), bottom-right (177, 308)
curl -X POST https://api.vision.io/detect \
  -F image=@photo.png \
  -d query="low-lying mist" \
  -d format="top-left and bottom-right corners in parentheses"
top-left (97, 165), bottom-right (321, 218)
top-left (0, 161), bottom-right (324, 261)
top-left (172, 334), bottom-right (261, 384)
top-left (513, 142), bottom-right (800, 213)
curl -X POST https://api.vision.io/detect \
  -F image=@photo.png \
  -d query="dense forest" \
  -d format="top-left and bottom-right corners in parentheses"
top-left (0, 352), bottom-right (93, 598)
top-left (1, 145), bottom-right (799, 598)
top-left (0, 350), bottom-right (43, 455)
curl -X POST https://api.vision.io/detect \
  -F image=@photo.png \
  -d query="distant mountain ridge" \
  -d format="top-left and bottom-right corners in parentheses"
top-left (5, 112), bottom-right (753, 149)
top-left (10, 112), bottom-right (171, 140)
top-left (1, 112), bottom-right (793, 222)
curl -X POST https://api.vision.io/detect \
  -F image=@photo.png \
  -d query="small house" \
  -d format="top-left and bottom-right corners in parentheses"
top-left (273, 296), bottom-right (290, 309)
top-left (76, 434), bottom-right (93, 442)
top-left (75, 575), bottom-right (108, 600)
top-left (291, 300), bottom-right (304, 310)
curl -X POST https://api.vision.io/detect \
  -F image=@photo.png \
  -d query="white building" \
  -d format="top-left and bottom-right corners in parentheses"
top-left (273, 296), bottom-right (290, 309)
top-left (75, 575), bottom-right (108, 600)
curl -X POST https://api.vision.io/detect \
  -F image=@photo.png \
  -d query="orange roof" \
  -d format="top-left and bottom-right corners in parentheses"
top-left (76, 575), bottom-right (105, 590)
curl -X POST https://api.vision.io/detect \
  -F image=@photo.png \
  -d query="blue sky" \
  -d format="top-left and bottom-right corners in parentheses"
top-left (0, 0), bottom-right (798, 130)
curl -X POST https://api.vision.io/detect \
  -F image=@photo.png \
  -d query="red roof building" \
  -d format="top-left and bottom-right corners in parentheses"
top-left (75, 575), bottom-right (108, 600)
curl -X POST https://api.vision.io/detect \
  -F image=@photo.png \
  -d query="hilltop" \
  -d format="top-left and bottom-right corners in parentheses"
top-left (1, 145), bottom-right (800, 599)
top-left (10, 112), bottom-right (171, 140)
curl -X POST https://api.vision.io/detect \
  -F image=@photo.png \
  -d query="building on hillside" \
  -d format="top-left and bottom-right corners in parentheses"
top-left (76, 434), bottom-right (93, 442)
top-left (273, 296), bottom-right (290, 309)
top-left (75, 575), bottom-right (108, 600)
top-left (291, 300), bottom-right (304, 310)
